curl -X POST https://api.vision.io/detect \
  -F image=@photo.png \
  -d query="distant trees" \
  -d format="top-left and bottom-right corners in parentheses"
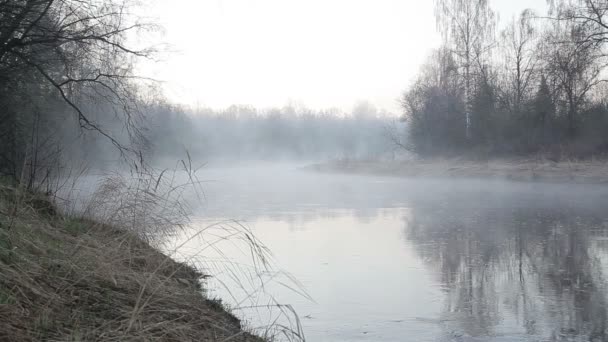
top-left (145, 104), bottom-right (394, 164)
top-left (403, 1), bottom-right (608, 159)
top-left (0, 0), bottom-right (153, 185)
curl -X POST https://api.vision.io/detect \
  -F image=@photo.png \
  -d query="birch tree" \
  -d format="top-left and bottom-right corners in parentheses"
top-left (434, 0), bottom-right (496, 139)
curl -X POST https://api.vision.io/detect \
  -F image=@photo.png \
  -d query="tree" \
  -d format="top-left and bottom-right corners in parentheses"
top-left (469, 68), bottom-right (497, 147)
top-left (534, 75), bottom-right (557, 146)
top-left (543, 19), bottom-right (604, 137)
top-left (548, 0), bottom-right (608, 48)
top-left (0, 0), bottom-right (155, 182)
top-left (400, 1), bottom-right (608, 157)
top-left (500, 10), bottom-right (539, 115)
top-left (402, 48), bottom-right (466, 154)
top-left (434, 0), bottom-right (496, 140)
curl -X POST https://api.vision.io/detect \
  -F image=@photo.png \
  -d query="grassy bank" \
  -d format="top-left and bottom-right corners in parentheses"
top-left (0, 185), bottom-right (263, 342)
top-left (307, 157), bottom-right (608, 183)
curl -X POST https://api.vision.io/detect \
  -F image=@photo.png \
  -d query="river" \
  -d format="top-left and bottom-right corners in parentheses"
top-left (165, 162), bottom-right (608, 341)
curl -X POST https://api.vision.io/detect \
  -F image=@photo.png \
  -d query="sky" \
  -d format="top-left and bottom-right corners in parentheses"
top-left (143, 0), bottom-right (549, 114)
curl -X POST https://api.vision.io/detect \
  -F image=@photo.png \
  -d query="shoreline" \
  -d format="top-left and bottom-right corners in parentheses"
top-left (306, 158), bottom-right (608, 184)
top-left (0, 188), bottom-right (263, 342)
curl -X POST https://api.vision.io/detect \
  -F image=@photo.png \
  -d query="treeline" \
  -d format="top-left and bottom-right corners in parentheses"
top-left (403, 0), bottom-right (608, 159)
top-left (0, 0), bottom-right (400, 185)
top-left (145, 102), bottom-right (395, 164)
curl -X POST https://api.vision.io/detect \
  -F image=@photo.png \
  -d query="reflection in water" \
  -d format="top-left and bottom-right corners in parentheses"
top-left (171, 164), bottom-right (608, 341)
top-left (406, 206), bottom-right (608, 341)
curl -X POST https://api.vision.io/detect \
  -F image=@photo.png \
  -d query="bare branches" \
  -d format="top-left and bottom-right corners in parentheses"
top-left (498, 9), bottom-right (540, 114)
top-left (13, 50), bottom-right (131, 154)
top-left (434, 0), bottom-right (497, 139)
top-left (0, 0), bottom-right (156, 169)
top-left (547, 0), bottom-right (608, 49)
top-left (540, 11), bottom-right (607, 136)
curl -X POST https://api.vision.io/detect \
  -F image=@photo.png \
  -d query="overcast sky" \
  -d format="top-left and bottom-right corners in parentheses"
top-left (144, 0), bottom-right (549, 114)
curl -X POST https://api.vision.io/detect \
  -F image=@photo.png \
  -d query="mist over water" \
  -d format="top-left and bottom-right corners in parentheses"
top-left (7, 0), bottom-right (608, 340)
top-left (168, 163), bottom-right (608, 341)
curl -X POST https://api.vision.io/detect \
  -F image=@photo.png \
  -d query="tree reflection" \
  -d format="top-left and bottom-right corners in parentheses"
top-left (406, 205), bottom-right (608, 340)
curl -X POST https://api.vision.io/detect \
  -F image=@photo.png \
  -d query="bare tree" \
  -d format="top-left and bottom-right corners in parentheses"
top-left (500, 10), bottom-right (540, 115)
top-left (434, 0), bottom-right (496, 139)
top-left (0, 0), bottom-right (158, 184)
top-left (0, 0), bottom-right (156, 154)
top-left (543, 18), bottom-right (605, 137)
top-left (401, 47), bottom-right (467, 154)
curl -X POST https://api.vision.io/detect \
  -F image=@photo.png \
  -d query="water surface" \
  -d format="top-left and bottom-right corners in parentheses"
top-left (170, 163), bottom-right (608, 341)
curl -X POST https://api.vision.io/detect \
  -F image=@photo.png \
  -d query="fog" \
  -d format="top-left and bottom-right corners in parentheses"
top-left (144, 102), bottom-right (402, 166)
top-left (166, 164), bottom-right (608, 341)
top-left (5, 0), bottom-right (608, 341)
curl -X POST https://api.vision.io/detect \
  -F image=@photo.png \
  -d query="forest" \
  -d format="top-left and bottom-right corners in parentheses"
top-left (404, 0), bottom-right (608, 159)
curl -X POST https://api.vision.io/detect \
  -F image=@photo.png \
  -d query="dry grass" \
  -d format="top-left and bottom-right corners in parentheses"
top-left (75, 161), bottom-right (307, 341)
top-left (0, 184), bottom-right (266, 341)
top-left (0, 155), bottom-right (308, 342)
top-left (162, 220), bottom-right (308, 342)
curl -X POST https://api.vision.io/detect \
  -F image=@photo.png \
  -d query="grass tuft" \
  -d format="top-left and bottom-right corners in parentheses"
top-left (0, 156), bottom-right (306, 342)
top-left (0, 185), bottom-right (265, 341)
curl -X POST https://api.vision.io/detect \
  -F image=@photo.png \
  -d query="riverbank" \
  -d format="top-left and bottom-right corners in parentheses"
top-left (0, 186), bottom-right (263, 341)
top-left (307, 158), bottom-right (608, 183)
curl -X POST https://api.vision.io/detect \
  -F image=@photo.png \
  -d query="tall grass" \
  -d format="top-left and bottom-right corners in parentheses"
top-left (163, 219), bottom-right (309, 341)
top-left (20, 156), bottom-right (310, 341)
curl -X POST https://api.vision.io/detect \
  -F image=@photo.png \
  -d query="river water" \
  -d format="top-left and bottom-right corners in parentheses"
top-left (166, 163), bottom-right (608, 341)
